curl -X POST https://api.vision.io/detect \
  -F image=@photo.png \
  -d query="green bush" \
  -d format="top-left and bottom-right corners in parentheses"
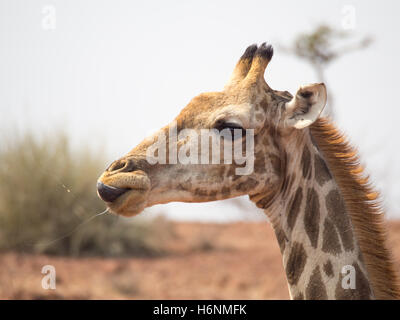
top-left (0, 131), bottom-right (173, 257)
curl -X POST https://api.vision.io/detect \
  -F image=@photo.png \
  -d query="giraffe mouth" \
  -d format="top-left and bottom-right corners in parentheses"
top-left (97, 171), bottom-right (151, 217)
top-left (105, 187), bottom-right (150, 217)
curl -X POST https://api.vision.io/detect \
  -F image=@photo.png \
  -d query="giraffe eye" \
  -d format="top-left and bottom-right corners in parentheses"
top-left (214, 121), bottom-right (245, 140)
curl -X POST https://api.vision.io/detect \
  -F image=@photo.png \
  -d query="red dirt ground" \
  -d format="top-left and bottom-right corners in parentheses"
top-left (1, 221), bottom-right (400, 299)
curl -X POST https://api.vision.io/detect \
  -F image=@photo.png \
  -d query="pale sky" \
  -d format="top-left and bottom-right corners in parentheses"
top-left (1, 0), bottom-right (399, 221)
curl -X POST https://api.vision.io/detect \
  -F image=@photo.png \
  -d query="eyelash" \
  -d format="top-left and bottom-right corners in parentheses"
top-left (214, 121), bottom-right (246, 139)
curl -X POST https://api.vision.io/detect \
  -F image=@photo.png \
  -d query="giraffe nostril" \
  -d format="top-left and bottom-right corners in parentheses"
top-left (107, 160), bottom-right (125, 172)
top-left (107, 159), bottom-right (136, 173)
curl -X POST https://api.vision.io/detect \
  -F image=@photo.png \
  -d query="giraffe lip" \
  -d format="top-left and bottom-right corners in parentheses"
top-left (97, 182), bottom-right (130, 203)
top-left (97, 175), bottom-right (151, 217)
top-left (106, 188), bottom-right (149, 217)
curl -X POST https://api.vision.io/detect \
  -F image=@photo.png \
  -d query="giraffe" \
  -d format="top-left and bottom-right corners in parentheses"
top-left (97, 43), bottom-right (400, 299)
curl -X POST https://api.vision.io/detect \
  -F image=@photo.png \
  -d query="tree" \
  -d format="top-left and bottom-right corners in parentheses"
top-left (280, 24), bottom-right (372, 117)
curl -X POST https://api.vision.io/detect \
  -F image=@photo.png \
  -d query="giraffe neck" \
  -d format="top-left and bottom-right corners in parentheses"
top-left (259, 131), bottom-right (375, 299)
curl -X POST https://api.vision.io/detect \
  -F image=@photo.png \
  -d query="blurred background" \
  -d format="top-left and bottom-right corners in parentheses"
top-left (0, 0), bottom-right (399, 299)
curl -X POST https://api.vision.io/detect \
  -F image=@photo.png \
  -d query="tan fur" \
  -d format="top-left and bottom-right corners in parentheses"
top-left (311, 118), bottom-right (400, 299)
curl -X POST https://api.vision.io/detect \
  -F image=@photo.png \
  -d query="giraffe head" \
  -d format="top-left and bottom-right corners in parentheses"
top-left (97, 43), bottom-right (327, 217)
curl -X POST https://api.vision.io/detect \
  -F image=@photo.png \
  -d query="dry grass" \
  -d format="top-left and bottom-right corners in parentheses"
top-left (0, 131), bottom-right (174, 257)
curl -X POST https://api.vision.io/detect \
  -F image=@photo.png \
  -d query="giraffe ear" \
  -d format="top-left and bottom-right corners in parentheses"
top-left (284, 83), bottom-right (327, 129)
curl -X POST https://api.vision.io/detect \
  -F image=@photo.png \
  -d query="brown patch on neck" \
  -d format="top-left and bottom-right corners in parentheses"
top-left (304, 188), bottom-right (320, 249)
top-left (335, 263), bottom-right (372, 300)
top-left (323, 260), bottom-right (334, 278)
top-left (287, 187), bottom-right (303, 230)
top-left (314, 153), bottom-right (332, 186)
top-left (322, 218), bottom-right (342, 255)
top-left (311, 118), bottom-right (400, 299)
top-left (305, 266), bottom-right (328, 300)
top-left (301, 145), bottom-right (312, 179)
top-left (354, 262), bottom-right (373, 298)
top-left (326, 189), bottom-right (354, 252)
top-left (286, 242), bottom-right (307, 286)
